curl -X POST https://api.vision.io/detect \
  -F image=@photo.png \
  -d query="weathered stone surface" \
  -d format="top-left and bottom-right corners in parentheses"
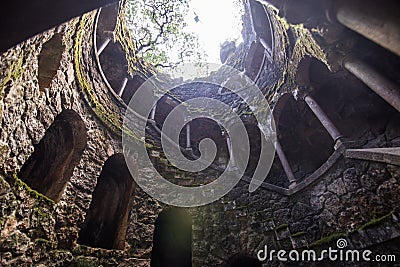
top-left (0, 1), bottom-right (399, 266)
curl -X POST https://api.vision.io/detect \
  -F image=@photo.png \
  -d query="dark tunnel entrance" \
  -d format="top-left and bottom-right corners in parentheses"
top-left (151, 207), bottom-right (193, 267)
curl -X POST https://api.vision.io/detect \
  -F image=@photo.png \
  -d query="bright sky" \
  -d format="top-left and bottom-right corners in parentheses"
top-left (185, 0), bottom-right (244, 64)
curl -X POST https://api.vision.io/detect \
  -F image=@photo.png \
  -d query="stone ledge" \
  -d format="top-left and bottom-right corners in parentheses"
top-left (345, 147), bottom-right (400, 166)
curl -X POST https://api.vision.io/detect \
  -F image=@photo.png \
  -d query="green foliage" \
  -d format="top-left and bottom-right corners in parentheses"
top-left (125, 0), bottom-right (207, 69)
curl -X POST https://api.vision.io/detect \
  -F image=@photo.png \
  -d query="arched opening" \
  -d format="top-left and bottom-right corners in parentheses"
top-left (308, 58), bottom-right (399, 146)
top-left (265, 93), bottom-right (295, 188)
top-left (38, 33), bottom-right (65, 91)
top-left (249, 0), bottom-right (273, 50)
top-left (95, 2), bottom-right (129, 98)
top-left (121, 75), bottom-right (146, 104)
top-left (95, 3), bottom-right (118, 47)
top-left (77, 153), bottom-right (136, 250)
top-left (265, 153), bottom-right (289, 188)
top-left (153, 95), bottom-right (182, 130)
top-left (232, 121), bottom-right (262, 177)
top-left (151, 207), bottom-right (192, 267)
top-left (18, 109), bottom-right (87, 202)
top-left (277, 94), bottom-right (334, 180)
top-left (99, 41), bottom-right (129, 94)
top-left (181, 117), bottom-right (227, 163)
top-left (245, 41), bottom-right (265, 81)
top-left (273, 93), bottom-right (293, 128)
top-left (225, 253), bottom-right (261, 267)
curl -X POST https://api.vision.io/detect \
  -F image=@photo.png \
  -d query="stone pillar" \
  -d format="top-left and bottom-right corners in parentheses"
top-left (259, 37), bottom-right (269, 51)
top-left (304, 95), bottom-right (343, 142)
top-left (186, 121), bottom-right (191, 149)
top-left (343, 57), bottom-right (400, 112)
top-left (336, 0), bottom-right (400, 56)
top-left (275, 141), bottom-right (297, 187)
top-left (223, 131), bottom-right (235, 167)
top-left (118, 77), bottom-right (129, 97)
top-left (97, 37), bottom-right (111, 56)
top-left (150, 105), bottom-right (156, 121)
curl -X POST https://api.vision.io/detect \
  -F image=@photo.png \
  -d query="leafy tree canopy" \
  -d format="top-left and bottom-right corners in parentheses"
top-left (126, 0), bottom-right (207, 69)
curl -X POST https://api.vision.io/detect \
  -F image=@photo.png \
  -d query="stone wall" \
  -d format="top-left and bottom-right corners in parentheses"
top-left (0, 1), bottom-right (399, 267)
top-left (191, 158), bottom-right (400, 266)
top-left (0, 10), bottom-right (163, 267)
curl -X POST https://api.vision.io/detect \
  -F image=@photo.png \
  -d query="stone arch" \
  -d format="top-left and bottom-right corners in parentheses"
top-left (245, 41), bottom-right (265, 81)
top-left (231, 120), bottom-right (262, 176)
top-left (99, 41), bottom-right (129, 94)
top-left (272, 93), bottom-right (293, 125)
top-left (307, 58), bottom-right (399, 143)
top-left (249, 0), bottom-right (273, 50)
top-left (276, 94), bottom-right (334, 180)
top-left (18, 109), bottom-right (87, 202)
top-left (295, 56), bottom-right (313, 87)
top-left (225, 253), bottom-right (261, 267)
top-left (220, 41), bottom-right (236, 64)
top-left (96, 2), bottom-right (118, 45)
top-left (38, 33), bottom-right (65, 91)
top-left (150, 207), bottom-right (192, 267)
top-left (154, 95), bottom-right (179, 128)
top-left (262, 93), bottom-right (296, 188)
top-left (121, 74), bottom-right (146, 104)
top-left (183, 117), bottom-right (227, 160)
top-left (78, 153), bottom-right (136, 250)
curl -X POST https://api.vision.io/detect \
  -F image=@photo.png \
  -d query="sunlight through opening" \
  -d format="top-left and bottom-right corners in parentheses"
top-left (125, 0), bottom-right (244, 70)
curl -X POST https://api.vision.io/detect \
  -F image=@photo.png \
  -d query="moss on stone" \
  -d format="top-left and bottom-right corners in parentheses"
top-left (0, 142), bottom-right (9, 163)
top-left (358, 211), bottom-right (394, 231)
top-left (236, 205), bottom-right (248, 210)
top-left (34, 238), bottom-right (56, 249)
top-left (0, 51), bottom-right (25, 119)
top-left (275, 223), bottom-right (289, 231)
top-left (73, 14), bottom-right (121, 133)
top-left (1, 51), bottom-right (25, 90)
top-left (33, 206), bottom-right (53, 223)
top-left (309, 232), bottom-right (347, 248)
top-left (72, 256), bottom-right (99, 267)
top-left (73, 13), bottom-right (152, 149)
top-left (12, 173), bottom-right (55, 205)
top-left (0, 217), bottom-right (5, 230)
top-left (73, 244), bottom-right (91, 255)
top-left (259, 3), bottom-right (329, 99)
top-left (291, 231), bottom-right (307, 238)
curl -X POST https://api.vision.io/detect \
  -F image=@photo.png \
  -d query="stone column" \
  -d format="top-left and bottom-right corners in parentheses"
top-left (304, 95), bottom-right (343, 142)
top-left (343, 57), bottom-right (400, 112)
top-left (150, 106), bottom-right (156, 121)
top-left (97, 37), bottom-right (111, 56)
top-left (336, 0), bottom-right (400, 56)
top-left (118, 77), bottom-right (129, 97)
top-left (275, 141), bottom-right (297, 187)
top-left (186, 121), bottom-right (191, 149)
top-left (223, 131), bottom-right (235, 167)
